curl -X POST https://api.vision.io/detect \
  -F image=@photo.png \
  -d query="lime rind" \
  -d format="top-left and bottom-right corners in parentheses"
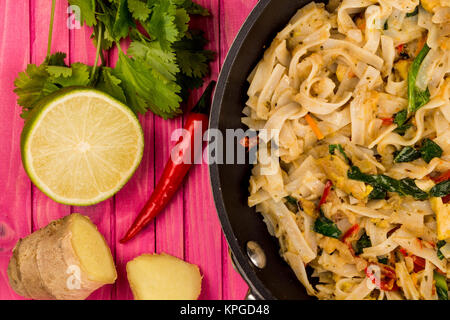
top-left (21, 87), bottom-right (144, 206)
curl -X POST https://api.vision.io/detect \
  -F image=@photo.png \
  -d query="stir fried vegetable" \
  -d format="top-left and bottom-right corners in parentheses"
top-left (408, 44), bottom-right (431, 114)
top-left (348, 166), bottom-right (429, 200)
top-left (434, 271), bottom-right (449, 300)
top-left (314, 210), bottom-right (342, 239)
top-left (355, 231), bottom-right (372, 255)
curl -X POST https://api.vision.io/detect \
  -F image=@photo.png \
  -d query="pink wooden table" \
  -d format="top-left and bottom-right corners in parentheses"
top-left (0, 0), bottom-right (258, 300)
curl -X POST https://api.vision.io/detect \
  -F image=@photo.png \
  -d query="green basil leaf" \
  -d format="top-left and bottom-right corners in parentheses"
top-left (430, 180), bottom-right (450, 198)
top-left (348, 166), bottom-right (428, 200)
top-left (314, 211), bottom-right (342, 239)
top-left (420, 138), bottom-right (443, 163)
top-left (377, 256), bottom-right (389, 265)
top-left (408, 44), bottom-right (431, 114)
top-left (355, 232), bottom-right (372, 255)
top-left (437, 240), bottom-right (446, 260)
top-left (369, 185), bottom-right (388, 200)
top-left (329, 144), bottom-right (350, 164)
top-left (394, 109), bottom-right (408, 127)
top-left (394, 146), bottom-right (421, 163)
top-left (398, 178), bottom-right (429, 200)
top-left (285, 196), bottom-right (299, 213)
top-left (406, 6), bottom-right (419, 17)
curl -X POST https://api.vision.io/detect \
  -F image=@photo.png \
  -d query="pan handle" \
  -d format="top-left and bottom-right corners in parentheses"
top-left (229, 249), bottom-right (262, 300)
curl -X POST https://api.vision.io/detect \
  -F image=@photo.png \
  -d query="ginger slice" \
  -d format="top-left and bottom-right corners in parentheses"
top-left (8, 213), bottom-right (117, 300)
top-left (126, 253), bottom-right (202, 300)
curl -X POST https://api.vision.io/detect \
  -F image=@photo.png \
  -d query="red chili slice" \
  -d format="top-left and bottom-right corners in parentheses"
top-left (319, 180), bottom-right (333, 207)
top-left (341, 224), bottom-right (359, 243)
top-left (431, 170), bottom-right (450, 184)
top-left (412, 256), bottom-right (426, 273)
top-left (443, 194), bottom-right (450, 204)
top-left (380, 117), bottom-right (394, 125)
top-left (365, 264), bottom-right (398, 291)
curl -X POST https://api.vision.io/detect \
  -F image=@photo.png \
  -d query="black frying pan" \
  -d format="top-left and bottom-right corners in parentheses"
top-left (209, 0), bottom-right (327, 300)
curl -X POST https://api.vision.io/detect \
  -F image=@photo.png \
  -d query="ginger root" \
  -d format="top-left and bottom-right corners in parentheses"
top-left (126, 253), bottom-right (202, 300)
top-left (7, 213), bottom-right (117, 300)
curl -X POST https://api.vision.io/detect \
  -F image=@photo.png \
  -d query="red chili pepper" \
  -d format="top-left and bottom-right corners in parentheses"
top-left (120, 82), bottom-right (216, 243)
top-left (319, 180), bottom-right (333, 207)
top-left (443, 194), bottom-right (450, 204)
top-left (341, 224), bottom-right (360, 243)
top-left (380, 117), bottom-right (394, 125)
top-left (396, 43), bottom-right (404, 54)
top-left (399, 248), bottom-right (408, 257)
top-left (399, 247), bottom-right (426, 272)
top-left (365, 264), bottom-right (398, 291)
top-left (412, 255), bottom-right (426, 273)
top-left (431, 170), bottom-right (450, 184)
top-left (239, 136), bottom-right (259, 151)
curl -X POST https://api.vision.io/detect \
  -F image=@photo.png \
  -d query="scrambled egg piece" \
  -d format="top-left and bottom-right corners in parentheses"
top-left (317, 155), bottom-right (368, 200)
top-left (430, 197), bottom-right (450, 240)
top-left (394, 60), bottom-right (411, 80)
top-left (299, 198), bottom-right (317, 218)
top-left (421, 0), bottom-right (440, 12)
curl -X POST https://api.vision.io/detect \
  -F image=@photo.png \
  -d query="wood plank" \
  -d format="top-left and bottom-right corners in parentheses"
top-left (0, 0), bottom-right (32, 300)
top-left (69, 22), bottom-right (114, 300)
top-left (184, 0), bottom-right (223, 300)
top-left (30, 0), bottom-right (71, 231)
top-left (219, 0), bottom-right (257, 300)
top-left (154, 115), bottom-right (184, 259)
top-left (113, 113), bottom-right (155, 300)
top-left (112, 38), bottom-right (156, 298)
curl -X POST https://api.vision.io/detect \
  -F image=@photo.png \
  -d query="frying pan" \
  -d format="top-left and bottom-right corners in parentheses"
top-left (209, 0), bottom-right (327, 300)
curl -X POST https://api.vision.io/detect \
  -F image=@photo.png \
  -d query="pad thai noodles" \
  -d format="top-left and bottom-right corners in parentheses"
top-left (243, 0), bottom-right (450, 300)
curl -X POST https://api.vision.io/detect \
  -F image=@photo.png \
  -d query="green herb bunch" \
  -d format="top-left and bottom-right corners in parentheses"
top-left (14, 0), bottom-right (215, 119)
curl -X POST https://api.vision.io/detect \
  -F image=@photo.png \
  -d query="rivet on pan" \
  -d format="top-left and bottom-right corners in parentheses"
top-left (246, 241), bottom-right (266, 269)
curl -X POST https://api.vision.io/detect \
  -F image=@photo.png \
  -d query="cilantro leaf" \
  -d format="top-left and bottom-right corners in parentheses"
top-left (174, 30), bottom-right (215, 79)
top-left (96, 68), bottom-right (127, 103)
top-left (113, 0), bottom-right (135, 40)
top-left (127, 0), bottom-right (151, 21)
top-left (67, 0), bottom-right (97, 26)
top-left (113, 48), bottom-right (182, 118)
top-left (50, 63), bottom-right (91, 87)
top-left (177, 0), bottom-right (210, 16)
top-left (145, 0), bottom-right (179, 51)
top-left (174, 8), bottom-right (190, 39)
top-left (46, 66), bottom-right (73, 78)
top-left (128, 40), bottom-right (179, 82)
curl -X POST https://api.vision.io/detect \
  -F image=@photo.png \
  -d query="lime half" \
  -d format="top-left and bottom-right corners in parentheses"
top-left (21, 88), bottom-right (144, 206)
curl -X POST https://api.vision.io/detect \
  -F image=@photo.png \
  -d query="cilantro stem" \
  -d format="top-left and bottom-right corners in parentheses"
top-left (91, 24), bottom-right (103, 81)
top-left (47, 0), bottom-right (56, 57)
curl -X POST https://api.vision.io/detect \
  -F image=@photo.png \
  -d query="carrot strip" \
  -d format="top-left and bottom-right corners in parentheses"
top-left (305, 114), bottom-right (324, 140)
top-left (415, 35), bottom-right (427, 57)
